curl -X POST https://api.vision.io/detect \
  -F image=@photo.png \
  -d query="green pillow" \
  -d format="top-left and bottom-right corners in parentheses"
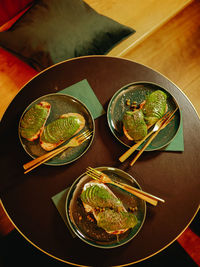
top-left (0, 0), bottom-right (135, 70)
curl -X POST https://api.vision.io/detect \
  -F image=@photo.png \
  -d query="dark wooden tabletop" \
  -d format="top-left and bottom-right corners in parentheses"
top-left (0, 56), bottom-right (199, 266)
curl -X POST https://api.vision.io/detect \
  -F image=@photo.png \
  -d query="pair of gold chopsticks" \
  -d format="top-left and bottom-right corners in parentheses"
top-left (86, 167), bottom-right (165, 206)
top-left (23, 130), bottom-right (93, 174)
top-left (119, 107), bottom-right (178, 166)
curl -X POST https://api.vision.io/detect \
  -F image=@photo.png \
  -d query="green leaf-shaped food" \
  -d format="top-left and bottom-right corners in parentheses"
top-left (143, 90), bottom-right (167, 126)
top-left (123, 109), bottom-right (147, 141)
top-left (97, 209), bottom-right (138, 232)
top-left (20, 102), bottom-right (50, 141)
top-left (81, 183), bottom-right (123, 211)
top-left (81, 182), bottom-right (138, 234)
top-left (41, 117), bottom-right (78, 143)
top-left (40, 113), bottom-right (85, 151)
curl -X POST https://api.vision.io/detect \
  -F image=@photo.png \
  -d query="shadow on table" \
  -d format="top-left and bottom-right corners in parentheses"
top-left (0, 229), bottom-right (197, 267)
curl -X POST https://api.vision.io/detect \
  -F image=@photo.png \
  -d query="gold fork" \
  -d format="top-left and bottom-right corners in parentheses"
top-left (23, 130), bottom-right (93, 174)
top-left (119, 111), bottom-right (172, 162)
top-left (130, 110), bottom-right (177, 166)
top-left (86, 167), bottom-right (165, 206)
top-left (119, 107), bottom-right (178, 163)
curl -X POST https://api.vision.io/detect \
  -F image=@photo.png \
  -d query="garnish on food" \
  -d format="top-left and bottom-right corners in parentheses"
top-left (80, 181), bottom-right (138, 235)
top-left (19, 101), bottom-right (51, 141)
top-left (40, 113), bottom-right (85, 151)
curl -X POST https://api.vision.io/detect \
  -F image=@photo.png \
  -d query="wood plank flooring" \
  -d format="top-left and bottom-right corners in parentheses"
top-left (86, 0), bottom-right (192, 57)
top-left (123, 0), bottom-right (200, 116)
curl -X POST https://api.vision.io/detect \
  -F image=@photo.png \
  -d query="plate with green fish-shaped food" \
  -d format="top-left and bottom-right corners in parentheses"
top-left (107, 81), bottom-right (181, 151)
top-left (18, 93), bottom-right (94, 165)
top-left (66, 167), bottom-right (146, 249)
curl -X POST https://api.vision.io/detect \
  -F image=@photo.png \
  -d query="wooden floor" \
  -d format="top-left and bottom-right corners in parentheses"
top-left (123, 0), bottom-right (200, 116)
top-left (87, 0), bottom-right (192, 57)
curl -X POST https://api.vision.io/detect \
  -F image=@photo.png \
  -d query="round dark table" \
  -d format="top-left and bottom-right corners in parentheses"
top-left (0, 56), bottom-right (200, 266)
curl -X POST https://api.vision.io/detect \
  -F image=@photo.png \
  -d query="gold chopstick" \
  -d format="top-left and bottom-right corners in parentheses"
top-left (86, 167), bottom-right (165, 206)
top-left (130, 108), bottom-right (178, 166)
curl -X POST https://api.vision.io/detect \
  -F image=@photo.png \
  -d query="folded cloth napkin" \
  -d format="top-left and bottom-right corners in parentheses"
top-left (162, 119), bottom-right (184, 151)
top-left (59, 79), bottom-right (105, 119)
top-left (52, 188), bottom-right (76, 238)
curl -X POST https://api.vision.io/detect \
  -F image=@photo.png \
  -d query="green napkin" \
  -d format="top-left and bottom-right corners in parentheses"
top-left (163, 119), bottom-right (184, 151)
top-left (52, 188), bottom-right (76, 238)
top-left (59, 79), bottom-right (105, 119)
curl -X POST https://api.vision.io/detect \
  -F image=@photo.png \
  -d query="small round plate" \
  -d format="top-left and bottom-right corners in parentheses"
top-left (107, 81), bottom-right (181, 151)
top-left (18, 93), bottom-right (94, 165)
top-left (65, 167), bottom-right (146, 249)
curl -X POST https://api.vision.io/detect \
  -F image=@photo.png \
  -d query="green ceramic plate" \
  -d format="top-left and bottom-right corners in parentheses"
top-left (65, 167), bottom-right (146, 249)
top-left (107, 82), bottom-right (181, 151)
top-left (19, 93), bottom-right (94, 165)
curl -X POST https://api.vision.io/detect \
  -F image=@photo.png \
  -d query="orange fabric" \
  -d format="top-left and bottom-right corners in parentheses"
top-left (0, 0), bottom-right (34, 26)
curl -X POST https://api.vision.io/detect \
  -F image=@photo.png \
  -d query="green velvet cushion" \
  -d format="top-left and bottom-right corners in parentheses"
top-left (0, 0), bottom-right (135, 71)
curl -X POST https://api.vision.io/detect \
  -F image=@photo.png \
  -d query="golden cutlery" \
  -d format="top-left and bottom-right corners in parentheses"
top-left (86, 167), bottom-right (165, 206)
top-left (23, 130), bottom-right (93, 174)
top-left (129, 108), bottom-right (178, 166)
top-left (119, 111), bottom-right (172, 162)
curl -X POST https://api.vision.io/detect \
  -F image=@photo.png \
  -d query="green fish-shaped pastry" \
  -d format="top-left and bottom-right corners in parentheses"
top-left (20, 101), bottom-right (51, 141)
top-left (81, 182), bottom-right (138, 234)
top-left (123, 109), bottom-right (148, 141)
top-left (142, 90), bottom-right (167, 126)
top-left (40, 113), bottom-right (85, 151)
